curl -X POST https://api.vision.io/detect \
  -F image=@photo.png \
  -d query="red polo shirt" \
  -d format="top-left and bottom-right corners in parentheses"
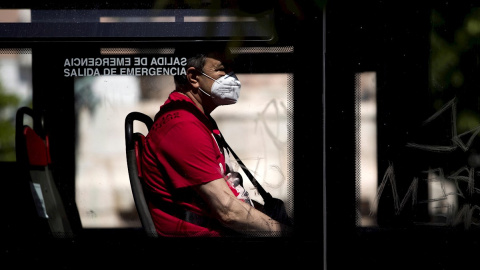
top-left (141, 91), bottom-right (239, 237)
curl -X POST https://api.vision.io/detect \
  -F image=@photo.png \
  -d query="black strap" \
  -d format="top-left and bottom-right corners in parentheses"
top-left (220, 136), bottom-right (294, 227)
top-left (149, 196), bottom-right (220, 228)
top-left (213, 131), bottom-right (273, 202)
top-left (207, 114), bottom-right (274, 202)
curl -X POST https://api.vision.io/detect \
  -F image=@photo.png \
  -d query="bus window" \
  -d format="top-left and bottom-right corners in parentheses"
top-left (355, 71), bottom-right (378, 227)
top-left (0, 48), bottom-right (32, 162)
top-left (74, 47), bottom-right (293, 228)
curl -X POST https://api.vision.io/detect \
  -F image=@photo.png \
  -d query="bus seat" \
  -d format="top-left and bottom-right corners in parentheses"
top-left (125, 112), bottom-right (157, 237)
top-left (15, 106), bottom-right (74, 237)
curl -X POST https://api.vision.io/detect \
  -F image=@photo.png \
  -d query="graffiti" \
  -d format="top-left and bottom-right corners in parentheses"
top-left (406, 97), bottom-right (480, 153)
top-left (372, 97), bottom-right (480, 228)
top-left (372, 162), bottom-right (480, 228)
top-left (229, 97), bottom-right (291, 215)
top-left (253, 98), bottom-right (290, 190)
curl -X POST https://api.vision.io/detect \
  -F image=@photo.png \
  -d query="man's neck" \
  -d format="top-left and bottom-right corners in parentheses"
top-left (181, 90), bottom-right (216, 116)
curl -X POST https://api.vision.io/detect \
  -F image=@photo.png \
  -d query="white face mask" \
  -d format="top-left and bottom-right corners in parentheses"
top-left (198, 72), bottom-right (241, 106)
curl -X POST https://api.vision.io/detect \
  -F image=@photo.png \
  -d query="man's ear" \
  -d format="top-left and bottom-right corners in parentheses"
top-left (187, 67), bottom-right (200, 88)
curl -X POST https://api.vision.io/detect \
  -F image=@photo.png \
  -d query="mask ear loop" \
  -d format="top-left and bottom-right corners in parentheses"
top-left (200, 72), bottom-right (217, 82)
top-left (196, 69), bottom-right (217, 97)
top-left (193, 68), bottom-right (213, 97)
top-left (198, 87), bottom-right (211, 97)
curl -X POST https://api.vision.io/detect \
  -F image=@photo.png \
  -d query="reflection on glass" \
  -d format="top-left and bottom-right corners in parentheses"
top-left (428, 7), bottom-right (480, 228)
top-left (427, 171), bottom-right (457, 225)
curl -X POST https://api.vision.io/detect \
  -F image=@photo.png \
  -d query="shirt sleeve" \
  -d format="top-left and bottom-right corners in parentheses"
top-left (158, 120), bottom-right (225, 189)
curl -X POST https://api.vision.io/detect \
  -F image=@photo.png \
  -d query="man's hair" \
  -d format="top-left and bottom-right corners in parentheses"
top-left (174, 43), bottom-right (231, 88)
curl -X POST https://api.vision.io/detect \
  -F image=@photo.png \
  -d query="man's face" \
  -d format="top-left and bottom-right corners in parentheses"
top-left (198, 55), bottom-right (232, 94)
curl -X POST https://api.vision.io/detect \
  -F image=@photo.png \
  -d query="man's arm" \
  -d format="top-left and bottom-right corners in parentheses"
top-left (194, 178), bottom-right (283, 236)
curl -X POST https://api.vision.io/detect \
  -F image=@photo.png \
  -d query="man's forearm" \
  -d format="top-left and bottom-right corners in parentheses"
top-left (196, 178), bottom-right (284, 236)
top-left (219, 192), bottom-right (283, 236)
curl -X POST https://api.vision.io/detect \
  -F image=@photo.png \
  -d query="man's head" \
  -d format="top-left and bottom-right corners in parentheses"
top-left (174, 43), bottom-right (234, 89)
top-left (174, 43), bottom-right (241, 111)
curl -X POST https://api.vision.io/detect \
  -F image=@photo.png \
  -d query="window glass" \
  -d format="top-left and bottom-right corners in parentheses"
top-left (0, 49), bottom-right (32, 161)
top-left (74, 51), bottom-right (292, 228)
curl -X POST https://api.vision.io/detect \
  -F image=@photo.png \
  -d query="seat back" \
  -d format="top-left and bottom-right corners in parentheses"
top-left (125, 112), bottom-right (157, 237)
top-left (15, 107), bottom-right (73, 237)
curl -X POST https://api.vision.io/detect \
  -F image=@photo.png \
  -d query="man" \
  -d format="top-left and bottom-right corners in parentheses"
top-left (141, 44), bottom-right (288, 237)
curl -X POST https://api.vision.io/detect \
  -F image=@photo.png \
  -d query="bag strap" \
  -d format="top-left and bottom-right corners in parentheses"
top-left (226, 141), bottom-right (272, 201)
top-left (207, 115), bottom-right (273, 201)
top-left (213, 132), bottom-right (273, 202)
